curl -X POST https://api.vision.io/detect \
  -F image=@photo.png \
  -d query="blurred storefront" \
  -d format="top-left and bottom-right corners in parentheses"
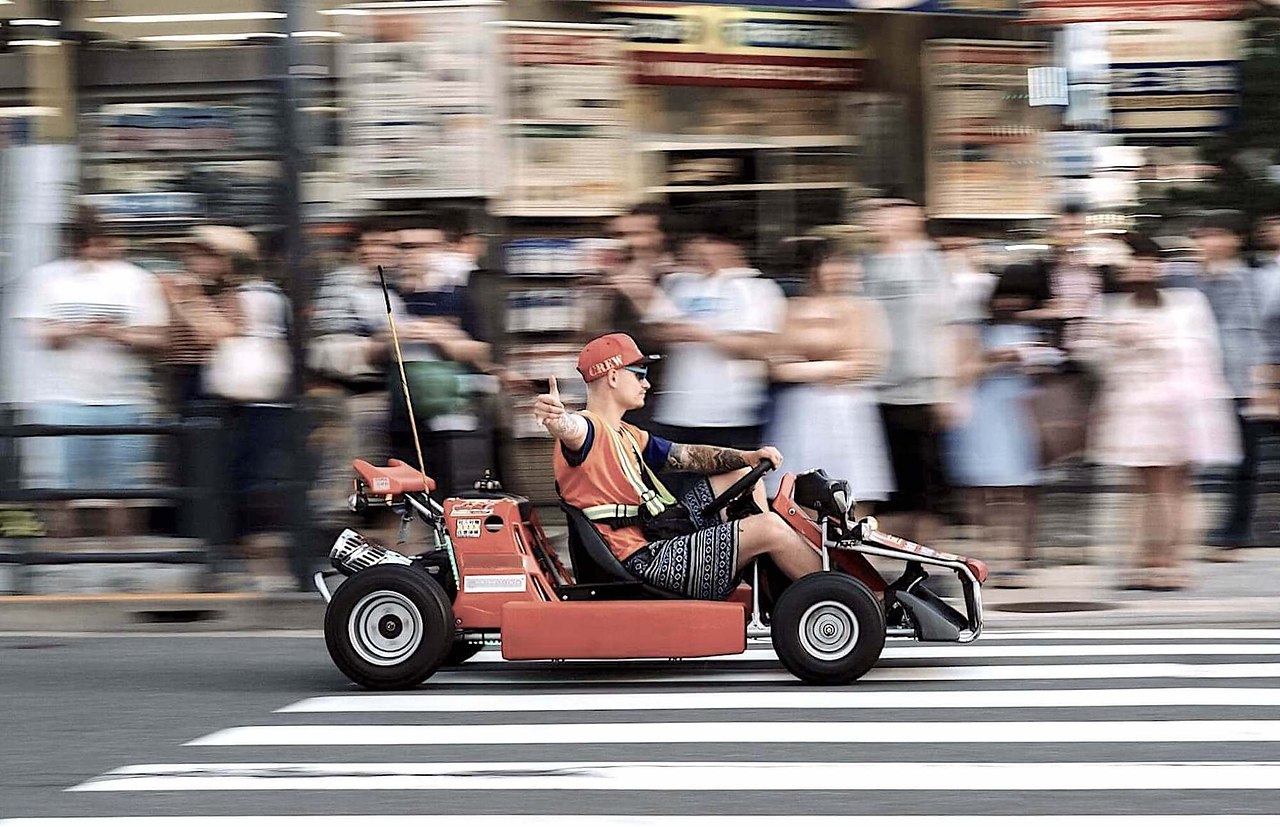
top-left (0, 0), bottom-right (1265, 507)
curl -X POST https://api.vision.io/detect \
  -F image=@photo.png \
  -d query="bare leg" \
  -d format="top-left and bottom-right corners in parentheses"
top-left (735, 512), bottom-right (822, 581)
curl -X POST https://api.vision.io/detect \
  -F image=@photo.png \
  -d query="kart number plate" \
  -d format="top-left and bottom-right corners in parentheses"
top-left (456, 518), bottom-right (482, 538)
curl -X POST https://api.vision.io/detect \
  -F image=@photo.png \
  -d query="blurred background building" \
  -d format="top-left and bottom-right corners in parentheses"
top-left (2, 0), bottom-right (1278, 594)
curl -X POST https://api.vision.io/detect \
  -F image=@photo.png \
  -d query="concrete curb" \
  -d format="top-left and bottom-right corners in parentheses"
top-left (2, 592), bottom-right (1278, 634)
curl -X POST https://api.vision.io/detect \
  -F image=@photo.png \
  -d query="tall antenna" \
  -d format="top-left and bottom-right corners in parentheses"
top-left (377, 266), bottom-right (431, 492)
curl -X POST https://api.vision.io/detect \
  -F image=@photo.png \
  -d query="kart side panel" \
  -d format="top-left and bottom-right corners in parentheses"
top-left (444, 497), bottom-right (559, 629)
top-left (501, 600), bottom-right (747, 660)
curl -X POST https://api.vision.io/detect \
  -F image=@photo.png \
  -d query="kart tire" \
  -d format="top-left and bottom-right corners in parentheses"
top-left (443, 640), bottom-right (486, 666)
top-left (771, 572), bottom-right (885, 685)
top-left (324, 565), bottom-right (454, 691)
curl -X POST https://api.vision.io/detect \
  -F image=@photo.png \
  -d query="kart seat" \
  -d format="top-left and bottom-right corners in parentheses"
top-left (560, 503), bottom-right (681, 599)
top-left (353, 459), bottom-right (436, 496)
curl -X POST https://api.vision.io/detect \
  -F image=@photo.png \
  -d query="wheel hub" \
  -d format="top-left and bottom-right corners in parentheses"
top-left (798, 600), bottom-right (859, 661)
top-left (348, 590), bottom-right (424, 667)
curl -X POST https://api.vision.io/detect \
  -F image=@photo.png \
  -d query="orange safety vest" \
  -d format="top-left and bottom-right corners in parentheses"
top-left (552, 410), bottom-right (674, 561)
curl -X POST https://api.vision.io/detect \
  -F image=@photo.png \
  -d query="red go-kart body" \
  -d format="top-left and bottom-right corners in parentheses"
top-left (317, 460), bottom-right (987, 690)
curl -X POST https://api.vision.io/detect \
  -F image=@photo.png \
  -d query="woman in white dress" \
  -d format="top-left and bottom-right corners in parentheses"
top-left (1074, 235), bottom-right (1239, 590)
top-left (764, 239), bottom-right (894, 512)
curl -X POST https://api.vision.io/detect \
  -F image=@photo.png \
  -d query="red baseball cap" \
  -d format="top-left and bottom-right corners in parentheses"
top-left (576, 333), bottom-right (660, 382)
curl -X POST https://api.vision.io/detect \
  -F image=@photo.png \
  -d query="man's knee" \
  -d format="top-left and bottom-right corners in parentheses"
top-left (739, 512), bottom-right (791, 551)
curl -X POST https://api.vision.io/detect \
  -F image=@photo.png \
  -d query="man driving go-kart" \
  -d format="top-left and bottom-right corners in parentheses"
top-left (535, 332), bottom-right (822, 601)
top-left (318, 326), bottom-right (985, 690)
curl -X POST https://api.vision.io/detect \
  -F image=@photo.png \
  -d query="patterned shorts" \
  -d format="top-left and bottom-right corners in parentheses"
top-left (622, 475), bottom-right (741, 602)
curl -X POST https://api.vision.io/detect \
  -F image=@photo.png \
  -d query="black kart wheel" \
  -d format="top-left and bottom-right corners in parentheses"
top-left (771, 572), bottom-right (886, 685)
top-left (443, 640), bottom-right (486, 666)
top-left (324, 565), bottom-right (454, 690)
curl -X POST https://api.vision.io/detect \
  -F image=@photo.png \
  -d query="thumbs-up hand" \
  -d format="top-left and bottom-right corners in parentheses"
top-left (533, 376), bottom-right (566, 426)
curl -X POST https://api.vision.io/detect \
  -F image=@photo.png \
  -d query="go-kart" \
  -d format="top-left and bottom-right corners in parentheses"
top-left (316, 458), bottom-right (988, 690)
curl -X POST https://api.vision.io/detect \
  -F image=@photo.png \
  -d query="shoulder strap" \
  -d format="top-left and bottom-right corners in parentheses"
top-left (606, 424), bottom-right (676, 516)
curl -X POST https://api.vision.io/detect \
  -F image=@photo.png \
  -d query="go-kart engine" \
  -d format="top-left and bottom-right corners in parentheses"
top-left (329, 528), bottom-right (413, 576)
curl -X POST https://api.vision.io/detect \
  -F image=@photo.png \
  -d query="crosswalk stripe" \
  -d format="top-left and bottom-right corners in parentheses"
top-left (979, 629), bottom-right (1280, 641)
top-left (464, 643), bottom-right (1280, 664)
top-left (10, 818), bottom-right (1280, 826)
top-left (69, 760), bottom-right (1280, 793)
top-left (185, 720), bottom-right (1280, 747)
top-left (278, 686), bottom-right (1280, 715)
top-left (426, 661), bottom-right (1280, 684)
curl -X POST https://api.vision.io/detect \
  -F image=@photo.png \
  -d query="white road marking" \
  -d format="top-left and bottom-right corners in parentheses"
top-left (69, 760), bottom-right (1280, 793)
top-left (424, 661), bottom-right (1280, 685)
top-left (277, 686), bottom-right (1280, 715)
top-left (186, 720), bottom-right (1280, 747)
top-left (978, 629), bottom-right (1280, 641)
top-left (464, 643), bottom-right (1280, 664)
top-left (10, 817), bottom-right (1280, 827)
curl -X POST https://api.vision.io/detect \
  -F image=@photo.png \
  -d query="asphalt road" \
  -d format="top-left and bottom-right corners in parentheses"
top-left (3, 629), bottom-right (1280, 824)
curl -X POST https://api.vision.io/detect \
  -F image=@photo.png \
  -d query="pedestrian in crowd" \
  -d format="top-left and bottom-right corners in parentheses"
top-left (949, 265), bottom-right (1053, 586)
top-left (158, 226), bottom-right (254, 416)
top-left (861, 199), bottom-right (955, 546)
top-left (583, 203), bottom-right (675, 429)
top-left (391, 213), bottom-right (495, 495)
top-left (763, 237), bottom-right (893, 511)
top-left (936, 230), bottom-right (998, 326)
top-left (646, 211), bottom-right (786, 451)
top-left (1189, 210), bottom-right (1265, 559)
top-left (199, 234), bottom-right (295, 590)
top-left (1075, 235), bottom-right (1239, 590)
top-left (15, 206), bottom-right (168, 537)
top-left (306, 216), bottom-right (405, 535)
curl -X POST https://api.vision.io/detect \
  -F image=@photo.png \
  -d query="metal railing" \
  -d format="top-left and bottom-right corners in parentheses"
top-left (0, 405), bottom-right (307, 593)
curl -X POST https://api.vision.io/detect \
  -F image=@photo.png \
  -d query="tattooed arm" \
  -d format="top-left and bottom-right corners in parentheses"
top-left (665, 443), bottom-right (783, 475)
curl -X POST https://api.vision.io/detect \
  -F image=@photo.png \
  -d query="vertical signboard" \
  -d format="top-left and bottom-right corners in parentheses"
top-left (924, 40), bottom-right (1052, 219)
top-left (497, 23), bottom-right (631, 216)
top-left (342, 1), bottom-right (501, 199)
top-left (1106, 20), bottom-right (1242, 138)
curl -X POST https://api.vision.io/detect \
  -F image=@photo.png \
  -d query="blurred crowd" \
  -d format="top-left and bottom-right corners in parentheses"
top-left (10, 198), bottom-right (1280, 592)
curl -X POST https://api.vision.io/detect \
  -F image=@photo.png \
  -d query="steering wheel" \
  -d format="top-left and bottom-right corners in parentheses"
top-left (700, 459), bottom-right (775, 522)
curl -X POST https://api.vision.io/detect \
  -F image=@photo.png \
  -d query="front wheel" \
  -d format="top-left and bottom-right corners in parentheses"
top-left (324, 565), bottom-right (454, 690)
top-left (771, 572), bottom-right (886, 685)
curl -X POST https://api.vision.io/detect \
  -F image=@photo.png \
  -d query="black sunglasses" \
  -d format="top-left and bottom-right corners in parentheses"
top-left (623, 365), bottom-right (648, 380)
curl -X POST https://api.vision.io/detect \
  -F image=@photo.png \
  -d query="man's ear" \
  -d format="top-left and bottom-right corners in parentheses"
top-left (606, 370), bottom-right (620, 389)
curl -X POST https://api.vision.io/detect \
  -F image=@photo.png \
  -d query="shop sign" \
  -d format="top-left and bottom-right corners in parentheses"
top-left (600, 4), bottom-right (870, 89)
top-left (1106, 21), bottom-right (1242, 137)
top-left (599, 1), bottom-right (1020, 16)
top-left (1024, 0), bottom-right (1246, 25)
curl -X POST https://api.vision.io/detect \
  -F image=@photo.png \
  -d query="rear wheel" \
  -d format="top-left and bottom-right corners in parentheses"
top-left (324, 566), bottom-right (454, 690)
top-left (771, 572), bottom-right (885, 685)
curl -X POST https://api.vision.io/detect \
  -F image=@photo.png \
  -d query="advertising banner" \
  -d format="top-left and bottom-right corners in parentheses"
top-left (497, 24), bottom-right (631, 216)
top-left (600, 4), bottom-right (870, 89)
top-left (924, 40), bottom-right (1052, 219)
top-left (341, 2), bottom-right (501, 199)
top-left (1025, 0), bottom-right (1246, 25)
top-left (1106, 20), bottom-right (1242, 137)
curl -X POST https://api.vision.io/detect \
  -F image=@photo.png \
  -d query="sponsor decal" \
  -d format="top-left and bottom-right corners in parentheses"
top-left (456, 518), bottom-right (483, 539)
top-left (371, 477), bottom-right (391, 493)
top-left (463, 574), bottom-right (528, 593)
top-left (450, 499), bottom-right (498, 518)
